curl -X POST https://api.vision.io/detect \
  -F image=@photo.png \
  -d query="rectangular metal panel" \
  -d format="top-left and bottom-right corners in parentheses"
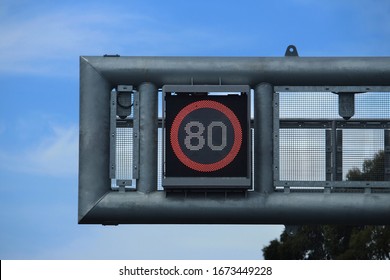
top-left (162, 85), bottom-right (251, 189)
top-left (276, 90), bottom-right (389, 190)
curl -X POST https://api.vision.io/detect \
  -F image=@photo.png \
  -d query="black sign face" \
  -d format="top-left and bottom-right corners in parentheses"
top-left (165, 94), bottom-right (248, 178)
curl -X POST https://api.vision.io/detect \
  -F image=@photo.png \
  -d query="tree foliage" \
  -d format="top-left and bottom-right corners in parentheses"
top-left (263, 150), bottom-right (390, 260)
top-left (346, 150), bottom-right (385, 181)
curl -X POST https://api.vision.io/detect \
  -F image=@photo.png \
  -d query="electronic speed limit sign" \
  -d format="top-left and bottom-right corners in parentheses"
top-left (162, 85), bottom-right (251, 189)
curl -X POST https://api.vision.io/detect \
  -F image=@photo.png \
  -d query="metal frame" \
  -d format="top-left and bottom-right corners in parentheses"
top-left (109, 86), bottom-right (137, 190)
top-left (274, 87), bottom-right (390, 189)
top-left (132, 90), bottom-right (140, 180)
top-left (161, 85), bottom-right (251, 189)
top-left (79, 56), bottom-right (390, 225)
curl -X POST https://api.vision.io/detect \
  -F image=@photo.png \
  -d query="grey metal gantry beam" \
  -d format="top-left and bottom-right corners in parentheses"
top-left (79, 55), bottom-right (390, 225)
top-left (81, 56), bottom-right (390, 88)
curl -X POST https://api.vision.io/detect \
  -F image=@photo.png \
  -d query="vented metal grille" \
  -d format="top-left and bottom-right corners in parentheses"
top-left (116, 127), bottom-right (133, 180)
top-left (276, 90), bottom-right (390, 188)
top-left (342, 129), bottom-right (384, 180)
top-left (279, 92), bottom-right (338, 119)
top-left (279, 129), bottom-right (325, 181)
top-left (158, 129), bottom-right (163, 190)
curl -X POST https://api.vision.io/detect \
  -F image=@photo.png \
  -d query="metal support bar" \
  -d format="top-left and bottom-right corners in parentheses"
top-left (276, 180), bottom-right (390, 188)
top-left (81, 191), bottom-right (390, 225)
top-left (82, 56), bottom-right (390, 87)
top-left (254, 83), bottom-right (274, 193)
top-left (280, 119), bottom-right (390, 129)
top-left (331, 121), bottom-right (337, 181)
top-left (117, 118), bottom-right (390, 130)
top-left (109, 90), bottom-right (116, 180)
top-left (132, 90), bottom-right (140, 179)
top-left (137, 82), bottom-right (158, 193)
top-left (273, 92), bottom-right (280, 185)
top-left (325, 130), bottom-right (332, 181)
top-left (385, 130), bottom-right (390, 181)
top-left (79, 57), bottom-right (112, 221)
top-left (330, 122), bottom-right (343, 182)
top-left (336, 129), bottom-right (343, 181)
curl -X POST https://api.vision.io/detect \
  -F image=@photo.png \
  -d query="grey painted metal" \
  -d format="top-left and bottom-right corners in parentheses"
top-left (79, 56), bottom-right (390, 225)
top-left (273, 92), bottom-right (280, 185)
top-left (116, 85), bottom-right (133, 119)
top-left (274, 86), bottom-right (390, 92)
top-left (285, 45), bottom-right (299, 57)
top-left (325, 130), bottom-right (332, 181)
top-left (163, 177), bottom-right (251, 188)
top-left (280, 119), bottom-right (390, 129)
top-left (275, 181), bottom-right (390, 188)
top-left (338, 93), bottom-right (355, 120)
top-left (331, 121), bottom-right (338, 181)
top-left (109, 90), bottom-right (116, 179)
top-left (385, 130), bottom-right (390, 181)
top-left (254, 83), bottom-right (274, 193)
top-left (336, 130), bottom-right (343, 181)
top-left (79, 57), bottom-right (112, 222)
top-left (81, 56), bottom-right (390, 87)
top-left (132, 90), bottom-right (140, 179)
top-left (162, 84), bottom-right (251, 93)
top-left (117, 118), bottom-right (390, 129)
top-left (115, 180), bottom-right (133, 194)
top-left (80, 191), bottom-right (390, 225)
top-left (137, 82), bottom-right (158, 193)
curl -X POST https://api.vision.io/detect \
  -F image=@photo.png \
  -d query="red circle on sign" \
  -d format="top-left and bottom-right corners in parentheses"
top-left (170, 100), bottom-right (242, 172)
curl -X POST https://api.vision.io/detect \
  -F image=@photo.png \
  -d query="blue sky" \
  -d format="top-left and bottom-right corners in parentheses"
top-left (1, 0), bottom-right (390, 259)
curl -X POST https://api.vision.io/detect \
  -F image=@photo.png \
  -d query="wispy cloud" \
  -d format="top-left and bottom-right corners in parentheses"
top-left (0, 3), bottom-right (249, 76)
top-left (0, 123), bottom-right (78, 177)
top-left (0, 5), bottom-right (150, 75)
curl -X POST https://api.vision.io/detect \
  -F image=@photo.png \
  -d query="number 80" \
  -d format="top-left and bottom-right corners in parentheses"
top-left (184, 121), bottom-right (227, 151)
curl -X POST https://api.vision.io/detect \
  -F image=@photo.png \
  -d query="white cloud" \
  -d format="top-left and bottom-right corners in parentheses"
top-left (0, 6), bottom-right (150, 75)
top-left (0, 124), bottom-right (78, 177)
top-left (0, 3), bottom-right (248, 76)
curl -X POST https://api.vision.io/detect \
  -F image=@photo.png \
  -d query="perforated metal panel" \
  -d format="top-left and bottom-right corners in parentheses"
top-left (112, 92), bottom-right (164, 190)
top-left (275, 89), bottom-right (390, 190)
top-left (110, 88), bottom-right (136, 189)
top-left (116, 127), bottom-right (133, 180)
top-left (279, 129), bottom-right (326, 181)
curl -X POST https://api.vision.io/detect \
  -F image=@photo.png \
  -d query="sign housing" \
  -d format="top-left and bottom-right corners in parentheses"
top-left (162, 85), bottom-right (251, 189)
